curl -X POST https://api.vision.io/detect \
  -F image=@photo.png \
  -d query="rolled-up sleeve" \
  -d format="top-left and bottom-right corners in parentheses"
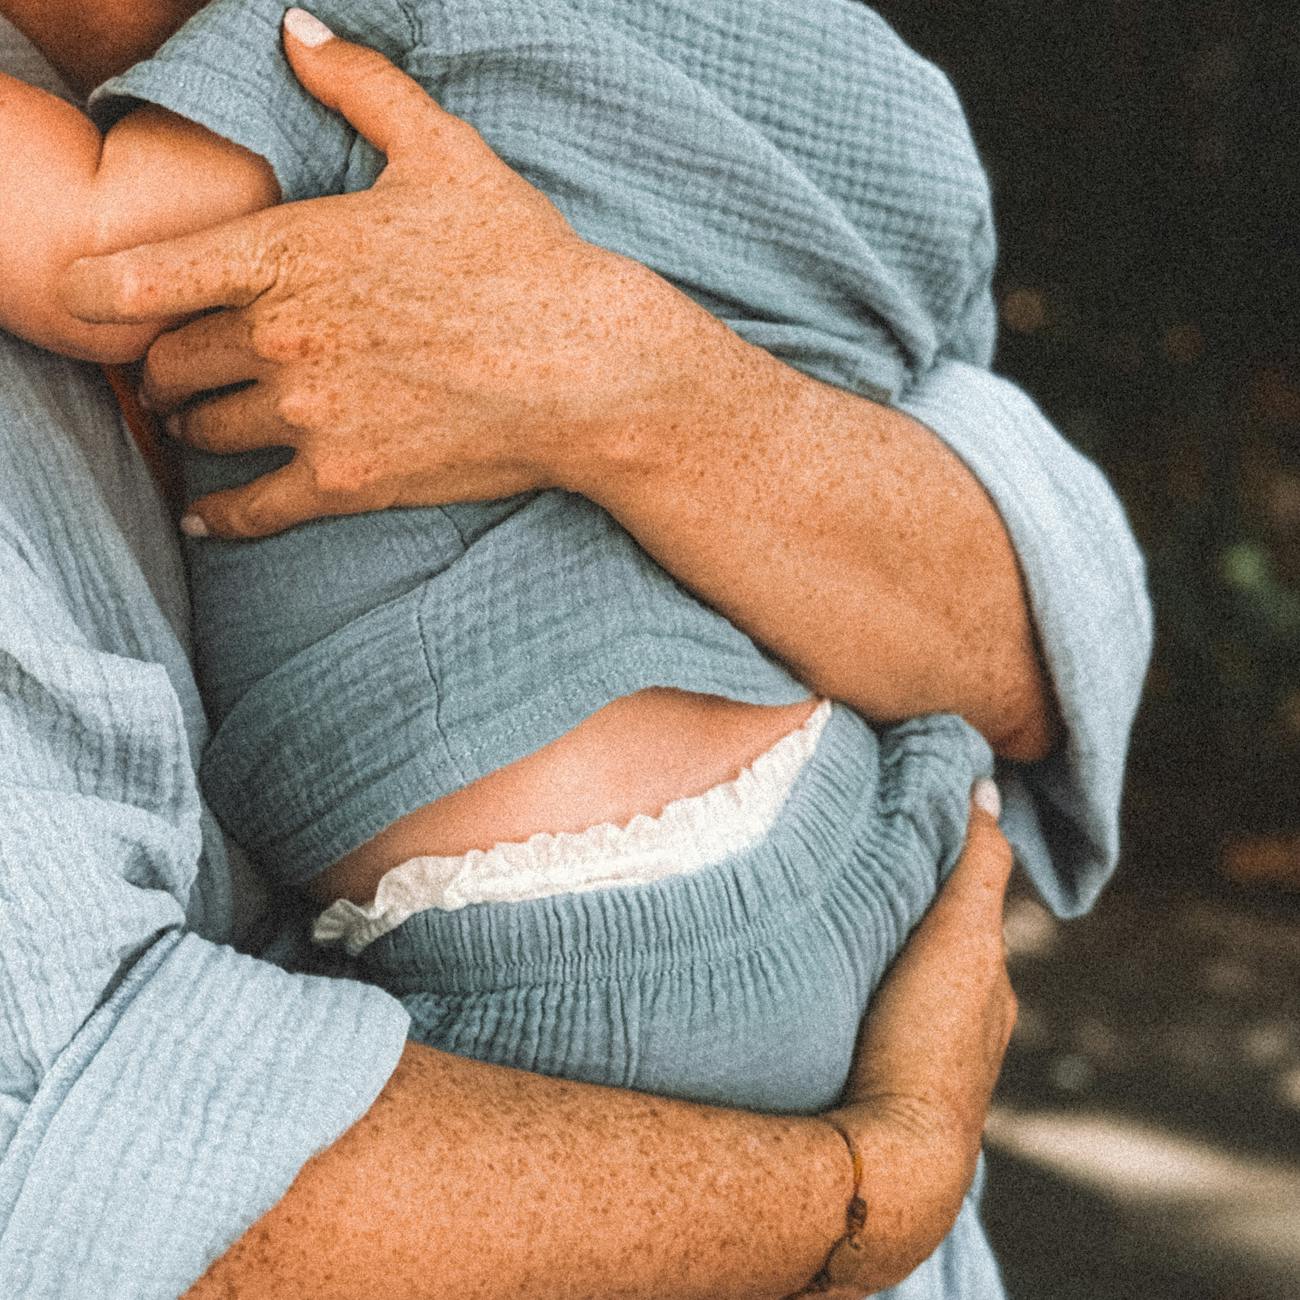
top-left (88, 0), bottom-right (413, 204)
top-left (0, 564), bottom-right (410, 1298)
top-left (897, 360), bottom-right (1154, 917)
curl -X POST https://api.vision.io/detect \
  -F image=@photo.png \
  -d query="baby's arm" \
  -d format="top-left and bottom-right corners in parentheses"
top-left (0, 73), bottom-right (278, 362)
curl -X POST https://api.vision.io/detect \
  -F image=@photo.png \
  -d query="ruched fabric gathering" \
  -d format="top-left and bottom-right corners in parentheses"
top-left (314, 699), bottom-right (833, 954)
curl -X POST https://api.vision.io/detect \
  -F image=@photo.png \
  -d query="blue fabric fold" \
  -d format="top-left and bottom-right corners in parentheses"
top-left (0, 2), bottom-right (1155, 1294)
top-left (0, 321), bottom-right (409, 1298)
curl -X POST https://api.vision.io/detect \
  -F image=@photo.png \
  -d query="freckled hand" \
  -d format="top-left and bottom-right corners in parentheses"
top-left (59, 8), bottom-right (656, 539)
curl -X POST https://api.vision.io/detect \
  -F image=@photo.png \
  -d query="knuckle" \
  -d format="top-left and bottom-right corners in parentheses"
top-left (446, 115), bottom-right (486, 153)
top-left (310, 453), bottom-right (368, 498)
top-left (348, 46), bottom-right (392, 77)
top-left (172, 408), bottom-right (210, 449)
top-left (106, 264), bottom-right (141, 316)
top-left (979, 822), bottom-right (1013, 868)
top-left (227, 497), bottom-right (270, 537)
top-left (142, 333), bottom-right (175, 385)
top-left (250, 315), bottom-right (303, 363)
top-left (351, 60), bottom-right (402, 109)
top-left (275, 387), bottom-right (314, 430)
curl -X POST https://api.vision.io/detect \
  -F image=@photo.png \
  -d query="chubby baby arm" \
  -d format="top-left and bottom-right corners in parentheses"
top-left (0, 74), bottom-right (278, 362)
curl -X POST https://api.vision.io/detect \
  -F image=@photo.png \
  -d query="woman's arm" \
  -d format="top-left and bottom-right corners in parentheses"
top-left (0, 488), bottom-right (1012, 1298)
top-left (65, 18), bottom-right (1150, 896)
top-left (64, 21), bottom-right (1057, 760)
top-left (188, 799), bottom-right (1016, 1300)
top-left (572, 333), bottom-right (1058, 760)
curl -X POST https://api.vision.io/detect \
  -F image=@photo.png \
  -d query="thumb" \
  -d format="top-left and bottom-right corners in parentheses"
top-left (281, 8), bottom-right (469, 167)
top-left (182, 457), bottom-right (323, 541)
top-left (933, 786), bottom-right (1015, 926)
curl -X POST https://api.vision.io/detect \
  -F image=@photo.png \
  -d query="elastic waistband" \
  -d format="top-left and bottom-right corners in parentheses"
top-left (314, 699), bottom-right (833, 954)
top-left (360, 704), bottom-right (991, 994)
top-left (200, 492), bottom-right (811, 887)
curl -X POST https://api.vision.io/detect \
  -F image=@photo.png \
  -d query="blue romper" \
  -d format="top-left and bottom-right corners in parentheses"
top-left (91, 0), bottom-right (996, 1107)
top-left (93, 3), bottom-right (1006, 1286)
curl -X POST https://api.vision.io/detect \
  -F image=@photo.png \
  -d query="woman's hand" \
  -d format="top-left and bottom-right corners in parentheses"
top-left (61, 12), bottom-right (1056, 753)
top-left (62, 12), bottom-right (691, 540)
top-left (800, 781), bottom-right (1018, 1297)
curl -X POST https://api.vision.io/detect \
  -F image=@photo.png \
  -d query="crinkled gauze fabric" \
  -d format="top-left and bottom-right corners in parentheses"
top-left (365, 703), bottom-right (990, 1114)
top-left (90, 0), bottom-right (1000, 891)
top-left (0, 6), bottom-right (1155, 1297)
top-left (79, 4), bottom-right (1152, 1296)
top-left (366, 702), bottom-right (1004, 1300)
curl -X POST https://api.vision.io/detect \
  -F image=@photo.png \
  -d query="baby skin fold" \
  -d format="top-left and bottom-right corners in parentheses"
top-left (0, 76), bottom-right (278, 361)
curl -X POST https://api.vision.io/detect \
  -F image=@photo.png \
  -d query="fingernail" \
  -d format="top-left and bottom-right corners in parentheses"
top-left (283, 7), bottom-right (335, 47)
top-left (180, 514), bottom-right (209, 538)
top-left (973, 777), bottom-right (1002, 820)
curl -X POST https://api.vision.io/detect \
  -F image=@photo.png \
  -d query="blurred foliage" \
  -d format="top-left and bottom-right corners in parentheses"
top-left (872, 1), bottom-right (1300, 891)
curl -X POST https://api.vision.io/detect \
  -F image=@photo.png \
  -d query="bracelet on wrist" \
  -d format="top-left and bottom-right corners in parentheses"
top-left (783, 1117), bottom-right (869, 1297)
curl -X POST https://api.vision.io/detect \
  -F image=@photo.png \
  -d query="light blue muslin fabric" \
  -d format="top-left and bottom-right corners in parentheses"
top-left (0, 333), bottom-right (410, 1296)
top-left (0, 32), bottom-right (407, 1300)
top-left (0, 6), bottom-right (1154, 1298)
top-left (92, 0), bottom-right (1151, 917)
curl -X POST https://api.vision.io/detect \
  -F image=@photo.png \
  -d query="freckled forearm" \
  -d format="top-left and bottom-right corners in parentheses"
top-left (188, 1041), bottom-right (855, 1300)
top-left (562, 277), bottom-right (1059, 759)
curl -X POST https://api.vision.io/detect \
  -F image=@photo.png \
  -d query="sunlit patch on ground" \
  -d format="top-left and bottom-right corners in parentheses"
top-left (984, 885), bottom-right (1300, 1299)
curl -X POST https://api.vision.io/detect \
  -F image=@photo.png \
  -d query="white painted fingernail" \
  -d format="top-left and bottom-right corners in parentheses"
top-left (180, 514), bottom-right (209, 538)
top-left (973, 777), bottom-right (1002, 820)
top-left (284, 8), bottom-right (335, 47)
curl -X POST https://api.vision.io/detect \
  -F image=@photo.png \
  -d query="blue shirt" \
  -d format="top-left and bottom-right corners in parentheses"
top-left (92, 0), bottom-right (1152, 915)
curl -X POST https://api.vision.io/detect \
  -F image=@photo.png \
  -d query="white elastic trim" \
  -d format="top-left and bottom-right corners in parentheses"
top-left (313, 698), bottom-right (831, 955)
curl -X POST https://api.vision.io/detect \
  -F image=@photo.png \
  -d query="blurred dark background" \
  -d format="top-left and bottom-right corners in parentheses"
top-left (869, 3), bottom-right (1300, 1296)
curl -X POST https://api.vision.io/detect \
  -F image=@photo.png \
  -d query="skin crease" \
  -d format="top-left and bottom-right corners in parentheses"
top-left (0, 0), bottom-right (208, 93)
top-left (1, 4), bottom-right (1024, 1295)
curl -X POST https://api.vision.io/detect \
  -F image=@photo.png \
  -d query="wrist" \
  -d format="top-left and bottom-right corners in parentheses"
top-left (549, 250), bottom-right (785, 504)
top-left (812, 1099), bottom-right (976, 1292)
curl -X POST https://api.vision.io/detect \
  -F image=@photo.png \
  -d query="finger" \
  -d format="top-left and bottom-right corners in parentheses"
top-left (916, 793), bottom-right (1014, 943)
top-left (60, 211), bottom-right (282, 324)
top-left (167, 384), bottom-right (296, 456)
top-left (949, 789), bottom-right (1014, 898)
top-left (282, 8), bottom-right (483, 168)
top-left (143, 313), bottom-right (262, 415)
top-left (182, 456), bottom-right (324, 540)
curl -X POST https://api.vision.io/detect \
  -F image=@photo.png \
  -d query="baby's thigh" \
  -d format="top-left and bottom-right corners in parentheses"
top-left (361, 873), bottom-right (868, 1107)
top-left (405, 930), bottom-right (863, 1112)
